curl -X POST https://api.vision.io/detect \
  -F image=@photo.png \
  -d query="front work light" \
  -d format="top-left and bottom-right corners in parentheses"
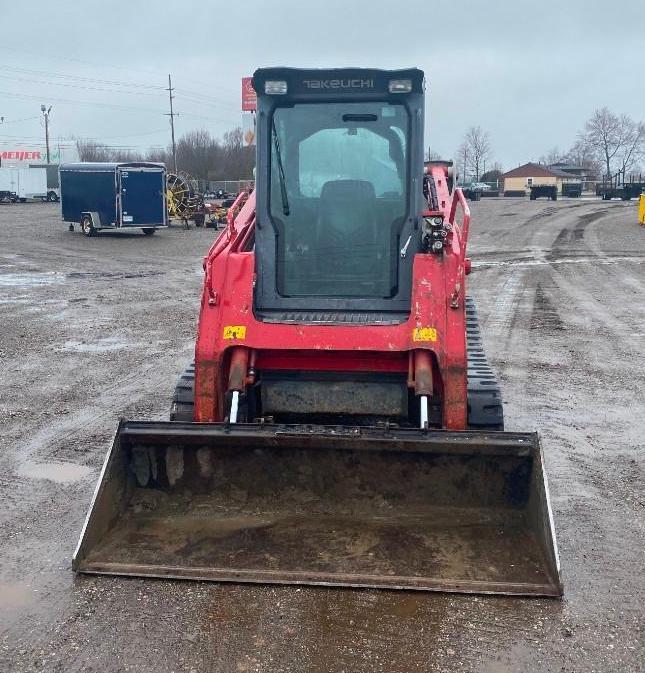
top-left (265, 80), bottom-right (288, 94)
top-left (388, 79), bottom-right (412, 93)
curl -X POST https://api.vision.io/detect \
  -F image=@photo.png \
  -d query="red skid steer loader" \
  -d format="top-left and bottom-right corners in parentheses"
top-left (73, 68), bottom-right (562, 596)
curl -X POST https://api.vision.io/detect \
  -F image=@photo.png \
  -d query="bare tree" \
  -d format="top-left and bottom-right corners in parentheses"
top-left (76, 139), bottom-right (143, 163)
top-left (222, 127), bottom-right (255, 180)
top-left (112, 149), bottom-right (144, 162)
top-left (223, 127), bottom-right (243, 150)
top-left (175, 129), bottom-right (219, 179)
top-left (539, 146), bottom-right (565, 165)
top-left (580, 107), bottom-right (645, 178)
top-left (565, 137), bottom-right (595, 166)
top-left (480, 162), bottom-right (504, 184)
top-left (462, 126), bottom-right (491, 181)
top-left (146, 147), bottom-right (170, 165)
top-left (456, 141), bottom-right (469, 182)
top-left (77, 127), bottom-right (255, 181)
top-left (425, 148), bottom-right (442, 161)
top-left (581, 107), bottom-right (621, 178)
top-left (562, 138), bottom-right (600, 180)
top-left (76, 139), bottom-right (112, 162)
top-left (616, 117), bottom-right (644, 176)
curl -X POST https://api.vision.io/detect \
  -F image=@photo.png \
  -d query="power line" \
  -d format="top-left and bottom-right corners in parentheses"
top-left (0, 129), bottom-right (168, 142)
top-left (0, 134), bottom-right (56, 140)
top-left (0, 46), bottom-right (242, 98)
top-left (0, 46), bottom-right (174, 81)
top-left (0, 76), bottom-right (240, 119)
top-left (0, 53), bottom-right (244, 151)
top-left (1, 65), bottom-right (241, 115)
top-left (0, 115), bottom-right (40, 125)
top-left (0, 89), bottom-right (166, 114)
top-left (0, 135), bottom-right (165, 152)
top-left (0, 87), bottom-right (239, 121)
top-left (87, 128), bottom-right (169, 140)
top-left (0, 65), bottom-right (165, 90)
top-left (175, 87), bottom-right (238, 103)
top-left (175, 92), bottom-right (239, 111)
top-left (74, 144), bottom-right (166, 150)
top-left (173, 79), bottom-right (241, 99)
top-left (0, 73), bottom-right (167, 97)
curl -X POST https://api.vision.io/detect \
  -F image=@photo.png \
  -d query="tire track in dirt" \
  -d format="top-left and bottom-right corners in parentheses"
top-left (451, 199), bottom-right (643, 673)
top-left (521, 256), bottom-right (645, 630)
top-left (582, 206), bottom-right (645, 299)
top-left (471, 200), bottom-right (641, 557)
top-left (545, 206), bottom-right (643, 353)
top-left (469, 201), bottom-right (593, 430)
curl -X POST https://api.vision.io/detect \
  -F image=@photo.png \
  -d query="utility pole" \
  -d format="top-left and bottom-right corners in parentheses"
top-left (166, 74), bottom-right (177, 173)
top-left (41, 105), bottom-right (52, 163)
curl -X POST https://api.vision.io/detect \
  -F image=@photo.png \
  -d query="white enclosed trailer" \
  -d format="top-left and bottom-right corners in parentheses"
top-left (0, 167), bottom-right (48, 201)
top-left (0, 167), bottom-right (19, 201)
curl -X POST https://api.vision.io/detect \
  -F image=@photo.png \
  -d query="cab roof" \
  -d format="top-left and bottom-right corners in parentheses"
top-left (253, 67), bottom-right (425, 98)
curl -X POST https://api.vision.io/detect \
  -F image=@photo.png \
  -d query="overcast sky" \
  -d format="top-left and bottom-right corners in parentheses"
top-left (1, 0), bottom-right (643, 169)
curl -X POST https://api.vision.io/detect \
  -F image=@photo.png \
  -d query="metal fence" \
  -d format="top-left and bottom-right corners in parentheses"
top-left (200, 180), bottom-right (254, 195)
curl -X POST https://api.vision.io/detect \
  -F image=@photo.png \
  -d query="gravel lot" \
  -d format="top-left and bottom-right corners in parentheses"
top-left (0, 199), bottom-right (643, 672)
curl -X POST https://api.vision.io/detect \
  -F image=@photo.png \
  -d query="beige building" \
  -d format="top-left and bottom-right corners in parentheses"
top-left (502, 162), bottom-right (579, 195)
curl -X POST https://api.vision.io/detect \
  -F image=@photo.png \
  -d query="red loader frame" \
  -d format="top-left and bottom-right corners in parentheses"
top-left (193, 164), bottom-right (471, 429)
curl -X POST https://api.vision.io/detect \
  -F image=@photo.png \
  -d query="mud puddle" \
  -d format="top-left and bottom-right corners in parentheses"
top-left (67, 270), bottom-right (164, 280)
top-left (17, 461), bottom-right (93, 484)
top-left (0, 581), bottom-right (37, 615)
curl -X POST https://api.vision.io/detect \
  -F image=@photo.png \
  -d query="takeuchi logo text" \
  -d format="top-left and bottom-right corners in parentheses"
top-left (303, 79), bottom-right (374, 89)
top-left (1, 150), bottom-right (43, 160)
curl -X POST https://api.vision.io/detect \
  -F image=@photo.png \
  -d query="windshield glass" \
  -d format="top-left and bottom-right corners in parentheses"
top-left (269, 102), bottom-right (409, 298)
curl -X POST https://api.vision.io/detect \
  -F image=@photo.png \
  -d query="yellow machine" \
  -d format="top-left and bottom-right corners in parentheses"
top-left (639, 194), bottom-right (645, 226)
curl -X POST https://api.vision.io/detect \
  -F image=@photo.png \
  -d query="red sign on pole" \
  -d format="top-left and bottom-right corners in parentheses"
top-left (242, 77), bottom-right (256, 112)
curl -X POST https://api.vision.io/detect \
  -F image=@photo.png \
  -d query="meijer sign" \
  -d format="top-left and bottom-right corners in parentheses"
top-left (1, 150), bottom-right (43, 161)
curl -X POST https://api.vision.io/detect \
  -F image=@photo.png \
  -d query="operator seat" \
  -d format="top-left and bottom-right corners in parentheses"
top-left (317, 180), bottom-right (380, 282)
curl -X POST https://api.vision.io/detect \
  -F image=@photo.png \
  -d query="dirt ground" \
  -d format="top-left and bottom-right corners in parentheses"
top-left (0, 199), bottom-right (643, 672)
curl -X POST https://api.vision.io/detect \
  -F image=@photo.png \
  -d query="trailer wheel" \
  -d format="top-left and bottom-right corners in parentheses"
top-left (80, 215), bottom-right (95, 237)
top-left (142, 228), bottom-right (156, 236)
top-left (47, 191), bottom-right (58, 202)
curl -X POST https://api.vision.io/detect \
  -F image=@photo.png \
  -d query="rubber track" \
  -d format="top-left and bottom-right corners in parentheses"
top-left (170, 362), bottom-right (195, 422)
top-left (466, 296), bottom-right (505, 430)
top-left (170, 302), bottom-right (504, 430)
